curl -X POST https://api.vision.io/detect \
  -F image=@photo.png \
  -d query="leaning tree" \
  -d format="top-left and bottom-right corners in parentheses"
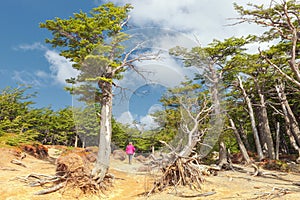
top-left (40, 3), bottom-right (156, 184)
top-left (233, 0), bottom-right (300, 162)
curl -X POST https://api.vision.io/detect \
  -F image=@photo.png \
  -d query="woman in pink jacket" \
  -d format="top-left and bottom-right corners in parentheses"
top-left (125, 142), bottom-right (136, 164)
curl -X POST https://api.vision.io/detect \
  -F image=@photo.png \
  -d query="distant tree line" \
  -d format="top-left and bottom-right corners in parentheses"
top-left (0, 85), bottom-right (158, 152)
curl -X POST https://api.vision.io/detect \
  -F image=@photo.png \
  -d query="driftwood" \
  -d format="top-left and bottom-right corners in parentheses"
top-left (254, 187), bottom-right (290, 199)
top-left (176, 191), bottom-right (216, 198)
top-left (0, 167), bottom-right (18, 171)
top-left (11, 159), bottom-right (27, 168)
top-left (34, 182), bottom-right (66, 195)
top-left (292, 182), bottom-right (300, 186)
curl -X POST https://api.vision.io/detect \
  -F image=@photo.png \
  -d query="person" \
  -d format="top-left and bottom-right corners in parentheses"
top-left (125, 142), bottom-right (136, 164)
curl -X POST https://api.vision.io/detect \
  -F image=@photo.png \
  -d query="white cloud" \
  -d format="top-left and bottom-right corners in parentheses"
top-left (15, 43), bottom-right (80, 87)
top-left (44, 50), bottom-right (79, 85)
top-left (139, 104), bottom-right (164, 130)
top-left (112, 52), bottom-right (199, 119)
top-left (110, 0), bottom-right (272, 123)
top-left (35, 70), bottom-right (48, 78)
top-left (18, 42), bottom-right (47, 51)
top-left (148, 104), bottom-right (163, 114)
top-left (140, 115), bottom-right (157, 130)
top-left (116, 111), bottom-right (134, 125)
top-left (116, 104), bottom-right (164, 131)
top-left (12, 70), bottom-right (43, 87)
top-left (107, 0), bottom-right (270, 45)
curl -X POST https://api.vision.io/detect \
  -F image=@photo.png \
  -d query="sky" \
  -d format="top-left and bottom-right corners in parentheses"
top-left (0, 0), bottom-right (270, 129)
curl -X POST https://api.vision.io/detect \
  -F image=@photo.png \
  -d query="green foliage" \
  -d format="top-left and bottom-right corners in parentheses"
top-left (0, 133), bottom-right (34, 147)
top-left (40, 3), bottom-right (132, 69)
top-left (0, 86), bottom-right (35, 135)
top-left (40, 3), bottom-right (132, 106)
top-left (111, 117), bottom-right (127, 147)
top-left (0, 86), bottom-right (78, 146)
top-left (233, 0), bottom-right (300, 42)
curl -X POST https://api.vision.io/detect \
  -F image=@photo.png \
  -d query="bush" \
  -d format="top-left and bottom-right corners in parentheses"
top-left (262, 160), bottom-right (290, 172)
top-left (0, 133), bottom-right (35, 147)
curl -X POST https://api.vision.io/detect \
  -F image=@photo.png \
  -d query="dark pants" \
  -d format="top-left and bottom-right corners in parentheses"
top-left (128, 154), bottom-right (133, 164)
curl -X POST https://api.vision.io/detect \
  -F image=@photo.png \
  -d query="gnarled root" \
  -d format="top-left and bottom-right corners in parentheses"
top-left (16, 152), bottom-right (114, 195)
top-left (148, 156), bottom-right (218, 196)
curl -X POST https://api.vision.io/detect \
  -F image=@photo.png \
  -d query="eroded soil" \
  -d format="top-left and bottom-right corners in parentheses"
top-left (1, 146), bottom-right (300, 200)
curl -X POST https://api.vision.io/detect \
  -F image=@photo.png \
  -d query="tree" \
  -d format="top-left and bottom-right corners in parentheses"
top-left (157, 81), bottom-right (212, 157)
top-left (40, 3), bottom-right (156, 181)
top-left (0, 86), bottom-right (35, 136)
top-left (237, 75), bottom-right (264, 160)
top-left (275, 82), bottom-right (300, 163)
top-left (233, 0), bottom-right (300, 161)
top-left (170, 37), bottom-right (250, 165)
top-left (234, 0), bottom-right (300, 85)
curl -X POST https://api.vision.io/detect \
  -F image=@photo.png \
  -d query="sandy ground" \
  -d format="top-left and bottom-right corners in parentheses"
top-left (1, 147), bottom-right (300, 200)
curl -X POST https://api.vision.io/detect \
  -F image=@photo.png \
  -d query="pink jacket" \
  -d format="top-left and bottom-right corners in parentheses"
top-left (126, 144), bottom-right (135, 155)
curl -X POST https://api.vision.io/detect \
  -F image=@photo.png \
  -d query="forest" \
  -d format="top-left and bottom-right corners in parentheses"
top-left (1, 0), bottom-right (300, 198)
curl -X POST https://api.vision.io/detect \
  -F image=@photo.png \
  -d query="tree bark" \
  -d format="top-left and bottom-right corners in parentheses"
top-left (276, 83), bottom-right (300, 146)
top-left (218, 139), bottom-right (228, 167)
top-left (238, 76), bottom-right (264, 160)
top-left (91, 80), bottom-right (113, 180)
top-left (74, 134), bottom-right (78, 148)
top-left (238, 123), bottom-right (251, 151)
top-left (254, 79), bottom-right (275, 159)
top-left (275, 83), bottom-right (300, 163)
top-left (275, 122), bottom-right (280, 160)
top-left (229, 117), bottom-right (251, 164)
top-left (200, 61), bottom-right (224, 158)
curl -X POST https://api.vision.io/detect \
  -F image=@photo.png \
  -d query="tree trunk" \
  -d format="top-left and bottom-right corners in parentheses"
top-left (275, 84), bottom-right (300, 163)
top-left (91, 80), bottom-right (113, 180)
top-left (218, 139), bottom-right (228, 167)
top-left (238, 76), bottom-right (264, 160)
top-left (200, 61), bottom-right (224, 158)
top-left (229, 117), bottom-right (251, 164)
top-left (275, 122), bottom-right (280, 160)
top-left (179, 137), bottom-right (198, 157)
top-left (74, 134), bottom-right (78, 148)
top-left (238, 123), bottom-right (251, 151)
top-left (254, 79), bottom-right (275, 159)
top-left (276, 83), bottom-right (300, 144)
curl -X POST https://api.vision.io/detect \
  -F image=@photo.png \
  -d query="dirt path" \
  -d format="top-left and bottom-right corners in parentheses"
top-left (1, 147), bottom-right (300, 200)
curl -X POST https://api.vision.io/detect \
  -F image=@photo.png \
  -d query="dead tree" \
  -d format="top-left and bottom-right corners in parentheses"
top-left (237, 76), bottom-right (264, 161)
top-left (228, 116), bottom-right (251, 164)
top-left (148, 92), bottom-right (216, 195)
top-left (177, 94), bottom-right (212, 157)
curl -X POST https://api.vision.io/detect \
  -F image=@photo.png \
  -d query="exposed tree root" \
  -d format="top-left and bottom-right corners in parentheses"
top-left (147, 156), bottom-right (219, 196)
top-left (34, 182), bottom-right (66, 195)
top-left (15, 152), bottom-right (114, 196)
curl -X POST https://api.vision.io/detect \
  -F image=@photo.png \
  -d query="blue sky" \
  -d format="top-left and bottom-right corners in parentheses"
top-left (0, 0), bottom-right (269, 128)
top-left (0, 0), bottom-right (96, 109)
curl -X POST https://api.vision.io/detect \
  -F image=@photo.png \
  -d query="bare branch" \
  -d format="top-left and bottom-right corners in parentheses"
top-left (259, 50), bottom-right (300, 87)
